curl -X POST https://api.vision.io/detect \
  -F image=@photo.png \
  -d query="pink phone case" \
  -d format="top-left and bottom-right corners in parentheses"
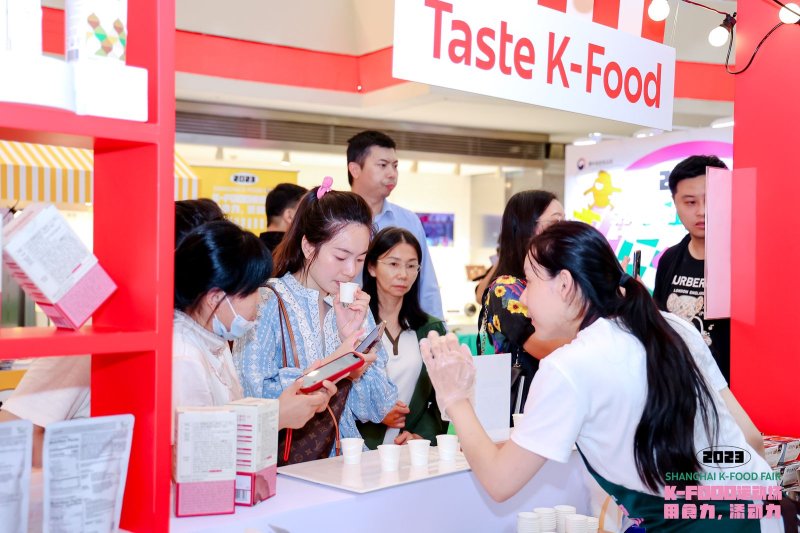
top-left (299, 353), bottom-right (364, 394)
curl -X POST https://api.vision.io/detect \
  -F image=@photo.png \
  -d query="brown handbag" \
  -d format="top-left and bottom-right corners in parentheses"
top-left (264, 284), bottom-right (353, 465)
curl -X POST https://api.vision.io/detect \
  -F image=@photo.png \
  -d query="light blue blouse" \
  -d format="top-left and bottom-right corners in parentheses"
top-left (232, 272), bottom-right (397, 454)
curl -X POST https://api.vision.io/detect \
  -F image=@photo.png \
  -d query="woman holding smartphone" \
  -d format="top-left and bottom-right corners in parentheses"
top-left (357, 228), bottom-right (448, 448)
top-left (233, 181), bottom-right (397, 457)
top-left (422, 222), bottom-right (778, 532)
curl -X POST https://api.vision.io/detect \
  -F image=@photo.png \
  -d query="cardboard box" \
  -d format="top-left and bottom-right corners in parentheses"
top-left (173, 407), bottom-right (237, 517)
top-left (226, 398), bottom-right (279, 506)
top-left (2, 204), bottom-right (116, 329)
top-left (765, 441), bottom-right (782, 469)
top-left (764, 435), bottom-right (800, 466)
top-left (65, 0), bottom-right (127, 63)
top-left (772, 459), bottom-right (800, 488)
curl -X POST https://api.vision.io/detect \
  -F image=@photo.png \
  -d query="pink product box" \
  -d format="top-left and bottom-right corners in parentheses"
top-left (1, 203), bottom-right (116, 329)
top-left (764, 435), bottom-right (800, 466)
top-left (772, 459), bottom-right (800, 488)
top-left (235, 465), bottom-right (278, 507)
top-left (175, 480), bottom-right (235, 518)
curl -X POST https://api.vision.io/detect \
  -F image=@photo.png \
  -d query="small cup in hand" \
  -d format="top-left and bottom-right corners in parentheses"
top-left (338, 282), bottom-right (359, 307)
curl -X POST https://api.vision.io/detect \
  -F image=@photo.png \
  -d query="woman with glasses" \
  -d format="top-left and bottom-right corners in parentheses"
top-left (357, 227), bottom-right (448, 448)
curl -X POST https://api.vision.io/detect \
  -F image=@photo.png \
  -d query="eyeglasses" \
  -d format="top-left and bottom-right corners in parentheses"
top-left (376, 259), bottom-right (421, 275)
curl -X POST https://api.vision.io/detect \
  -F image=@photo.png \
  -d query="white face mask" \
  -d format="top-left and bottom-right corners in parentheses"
top-left (212, 296), bottom-right (256, 341)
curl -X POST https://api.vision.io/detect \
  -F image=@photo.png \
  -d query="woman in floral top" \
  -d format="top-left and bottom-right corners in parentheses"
top-left (479, 190), bottom-right (567, 411)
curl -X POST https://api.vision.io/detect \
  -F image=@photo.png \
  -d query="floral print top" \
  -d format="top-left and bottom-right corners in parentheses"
top-left (479, 275), bottom-right (536, 360)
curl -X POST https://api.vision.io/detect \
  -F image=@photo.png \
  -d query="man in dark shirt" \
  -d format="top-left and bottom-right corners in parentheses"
top-left (653, 155), bottom-right (731, 381)
top-left (259, 183), bottom-right (307, 252)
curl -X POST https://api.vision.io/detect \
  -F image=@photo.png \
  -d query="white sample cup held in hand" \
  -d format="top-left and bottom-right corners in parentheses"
top-left (338, 282), bottom-right (359, 307)
top-left (340, 437), bottom-right (364, 465)
top-left (407, 439), bottom-right (431, 467)
top-left (378, 444), bottom-right (401, 471)
top-left (436, 434), bottom-right (459, 462)
top-left (513, 413), bottom-right (524, 427)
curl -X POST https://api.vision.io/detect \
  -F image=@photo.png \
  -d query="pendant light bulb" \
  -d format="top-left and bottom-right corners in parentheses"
top-left (647, 0), bottom-right (670, 22)
top-left (779, 3), bottom-right (800, 24)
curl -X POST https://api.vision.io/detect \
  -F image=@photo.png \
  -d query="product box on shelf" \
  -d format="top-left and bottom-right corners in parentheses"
top-left (1, 203), bottom-right (116, 330)
top-left (173, 407), bottom-right (237, 518)
top-left (225, 398), bottom-right (279, 506)
top-left (772, 459), bottom-right (800, 488)
top-left (65, 0), bottom-right (127, 62)
top-left (1, 0), bottom-right (42, 55)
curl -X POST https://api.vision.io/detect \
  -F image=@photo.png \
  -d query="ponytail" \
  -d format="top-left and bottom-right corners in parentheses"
top-left (531, 222), bottom-right (719, 491)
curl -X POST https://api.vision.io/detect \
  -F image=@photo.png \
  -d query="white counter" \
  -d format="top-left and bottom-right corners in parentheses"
top-left (171, 451), bottom-right (590, 533)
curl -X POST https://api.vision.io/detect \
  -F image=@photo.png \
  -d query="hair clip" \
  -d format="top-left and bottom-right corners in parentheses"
top-left (317, 176), bottom-right (334, 199)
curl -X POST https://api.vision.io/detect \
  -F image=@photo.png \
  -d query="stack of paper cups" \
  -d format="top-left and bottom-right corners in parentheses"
top-left (585, 517), bottom-right (599, 533)
top-left (517, 511), bottom-right (541, 533)
top-left (533, 508), bottom-right (556, 532)
top-left (565, 514), bottom-right (588, 533)
top-left (554, 505), bottom-right (577, 533)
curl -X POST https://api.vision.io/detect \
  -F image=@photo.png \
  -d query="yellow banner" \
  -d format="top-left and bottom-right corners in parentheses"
top-left (193, 166), bottom-right (298, 234)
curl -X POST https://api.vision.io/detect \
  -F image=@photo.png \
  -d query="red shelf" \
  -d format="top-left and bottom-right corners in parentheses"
top-left (0, 326), bottom-right (157, 358)
top-left (0, 102), bottom-right (161, 149)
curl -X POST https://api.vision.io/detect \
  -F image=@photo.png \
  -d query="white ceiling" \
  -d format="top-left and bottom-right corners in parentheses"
top-left (46, 0), bottom-right (737, 141)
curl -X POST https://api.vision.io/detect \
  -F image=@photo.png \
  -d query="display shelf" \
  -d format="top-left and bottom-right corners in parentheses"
top-left (0, 327), bottom-right (157, 358)
top-left (0, 102), bottom-right (160, 150)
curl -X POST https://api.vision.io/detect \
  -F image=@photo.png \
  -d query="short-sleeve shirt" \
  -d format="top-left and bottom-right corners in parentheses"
top-left (511, 313), bottom-right (779, 527)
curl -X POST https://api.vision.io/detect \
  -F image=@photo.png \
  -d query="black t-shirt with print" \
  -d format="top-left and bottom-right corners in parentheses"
top-left (663, 251), bottom-right (731, 382)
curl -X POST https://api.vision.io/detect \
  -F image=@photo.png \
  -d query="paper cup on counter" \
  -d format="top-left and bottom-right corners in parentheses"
top-left (340, 437), bottom-right (364, 464)
top-left (407, 439), bottom-right (431, 467)
top-left (436, 434), bottom-right (459, 462)
top-left (338, 282), bottom-right (359, 306)
top-left (378, 444), bottom-right (401, 471)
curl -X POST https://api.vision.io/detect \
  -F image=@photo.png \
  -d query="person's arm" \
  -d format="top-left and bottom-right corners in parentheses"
top-left (718, 388), bottom-right (765, 459)
top-left (0, 410), bottom-right (44, 467)
top-left (522, 333), bottom-right (571, 359)
top-left (474, 264), bottom-right (497, 304)
top-left (448, 399), bottom-right (547, 501)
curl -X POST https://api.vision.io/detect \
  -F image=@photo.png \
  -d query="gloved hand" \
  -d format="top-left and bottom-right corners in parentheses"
top-left (419, 331), bottom-right (476, 417)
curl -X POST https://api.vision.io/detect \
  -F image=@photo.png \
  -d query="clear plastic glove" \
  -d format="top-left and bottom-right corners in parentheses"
top-left (419, 331), bottom-right (476, 417)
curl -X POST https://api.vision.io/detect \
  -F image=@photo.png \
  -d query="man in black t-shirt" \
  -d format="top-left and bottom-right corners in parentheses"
top-left (653, 155), bottom-right (731, 382)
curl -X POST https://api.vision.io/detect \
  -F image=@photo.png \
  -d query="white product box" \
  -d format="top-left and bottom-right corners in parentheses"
top-left (226, 398), bottom-right (279, 506)
top-left (0, 54), bottom-right (72, 110)
top-left (173, 407), bottom-right (237, 517)
top-left (1, 0), bottom-right (42, 55)
top-left (2, 204), bottom-right (116, 330)
top-left (65, 0), bottom-right (127, 63)
top-left (70, 60), bottom-right (148, 121)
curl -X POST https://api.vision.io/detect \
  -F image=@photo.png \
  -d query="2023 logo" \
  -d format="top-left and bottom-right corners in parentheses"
top-left (697, 446), bottom-right (752, 469)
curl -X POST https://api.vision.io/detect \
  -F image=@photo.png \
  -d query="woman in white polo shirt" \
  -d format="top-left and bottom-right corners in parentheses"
top-left (422, 221), bottom-right (782, 532)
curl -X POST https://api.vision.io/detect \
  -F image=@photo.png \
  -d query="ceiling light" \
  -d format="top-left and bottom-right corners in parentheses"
top-left (573, 137), bottom-right (598, 146)
top-left (779, 2), bottom-right (800, 24)
top-left (710, 117), bottom-right (734, 128)
top-left (647, 0), bottom-right (670, 22)
top-left (633, 128), bottom-right (664, 138)
top-left (708, 14), bottom-right (736, 47)
top-left (280, 151), bottom-right (291, 167)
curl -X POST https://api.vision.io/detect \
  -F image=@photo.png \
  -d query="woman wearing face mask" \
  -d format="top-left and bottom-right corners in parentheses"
top-left (478, 190), bottom-right (568, 412)
top-left (174, 219), bottom-right (338, 429)
top-left (234, 181), bottom-right (397, 457)
top-left (422, 222), bottom-right (779, 532)
top-left (357, 228), bottom-right (447, 448)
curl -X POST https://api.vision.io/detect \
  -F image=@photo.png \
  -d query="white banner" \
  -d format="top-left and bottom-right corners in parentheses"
top-left (393, 0), bottom-right (675, 130)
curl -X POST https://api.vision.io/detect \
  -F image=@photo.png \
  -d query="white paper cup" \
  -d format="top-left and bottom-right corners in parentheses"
top-left (340, 437), bottom-right (364, 464)
top-left (585, 517), bottom-right (599, 530)
top-left (436, 434), bottom-right (459, 462)
top-left (554, 505), bottom-right (577, 533)
top-left (533, 508), bottom-right (556, 532)
top-left (378, 443), bottom-right (401, 471)
top-left (565, 515), bottom-right (587, 533)
top-left (517, 511), bottom-right (541, 533)
top-left (407, 439), bottom-right (431, 467)
top-left (513, 413), bottom-right (524, 427)
top-left (338, 282), bottom-right (359, 305)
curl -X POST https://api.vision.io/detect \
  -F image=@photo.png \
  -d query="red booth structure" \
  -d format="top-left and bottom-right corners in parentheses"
top-left (0, 1), bottom-right (175, 531)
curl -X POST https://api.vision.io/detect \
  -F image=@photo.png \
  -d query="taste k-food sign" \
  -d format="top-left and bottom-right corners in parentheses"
top-left (393, 0), bottom-right (675, 130)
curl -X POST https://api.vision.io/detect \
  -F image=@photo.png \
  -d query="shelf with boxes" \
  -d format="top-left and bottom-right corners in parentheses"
top-left (0, 0), bottom-right (175, 531)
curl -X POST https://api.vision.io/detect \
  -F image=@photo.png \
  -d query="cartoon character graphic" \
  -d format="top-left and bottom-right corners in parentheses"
top-left (666, 293), bottom-right (712, 346)
top-left (584, 170), bottom-right (622, 209)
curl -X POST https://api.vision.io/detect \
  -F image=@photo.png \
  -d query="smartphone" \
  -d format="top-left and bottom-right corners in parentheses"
top-left (300, 352), bottom-right (364, 393)
top-left (354, 321), bottom-right (387, 354)
top-left (632, 250), bottom-right (642, 279)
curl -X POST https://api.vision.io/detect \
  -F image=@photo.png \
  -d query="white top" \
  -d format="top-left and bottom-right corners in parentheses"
top-left (172, 310), bottom-right (244, 409)
top-left (382, 329), bottom-right (423, 444)
top-left (511, 313), bottom-right (781, 532)
top-left (2, 356), bottom-right (90, 426)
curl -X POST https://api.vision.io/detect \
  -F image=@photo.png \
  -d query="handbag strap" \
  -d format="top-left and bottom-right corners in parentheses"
top-left (263, 283), bottom-right (299, 368)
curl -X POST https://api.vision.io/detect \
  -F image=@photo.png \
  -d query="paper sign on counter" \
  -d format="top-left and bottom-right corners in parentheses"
top-left (0, 419), bottom-right (33, 533)
top-left (42, 414), bottom-right (134, 533)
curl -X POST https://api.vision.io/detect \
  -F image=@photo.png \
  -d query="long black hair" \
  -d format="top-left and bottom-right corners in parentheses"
top-left (174, 220), bottom-right (272, 313)
top-left (529, 221), bottom-right (719, 491)
top-left (494, 190), bottom-right (558, 280)
top-left (363, 227), bottom-right (429, 330)
top-left (272, 186), bottom-right (374, 278)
